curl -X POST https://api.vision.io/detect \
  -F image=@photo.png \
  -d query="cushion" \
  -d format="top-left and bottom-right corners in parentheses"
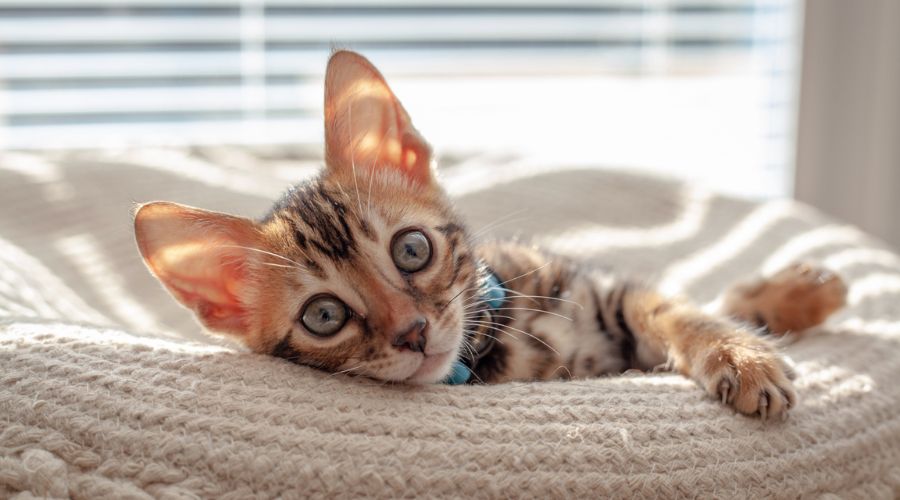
top-left (1, 147), bottom-right (899, 498)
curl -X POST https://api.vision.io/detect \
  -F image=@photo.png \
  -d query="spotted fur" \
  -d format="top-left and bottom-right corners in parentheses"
top-left (134, 51), bottom-right (847, 419)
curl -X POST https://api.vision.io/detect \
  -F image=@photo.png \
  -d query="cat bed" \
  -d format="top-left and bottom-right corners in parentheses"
top-left (1, 147), bottom-right (899, 498)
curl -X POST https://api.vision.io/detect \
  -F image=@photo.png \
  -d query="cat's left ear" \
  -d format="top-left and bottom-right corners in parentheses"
top-left (323, 50), bottom-right (433, 185)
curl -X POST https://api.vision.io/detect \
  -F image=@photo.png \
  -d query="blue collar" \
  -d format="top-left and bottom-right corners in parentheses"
top-left (442, 269), bottom-right (505, 385)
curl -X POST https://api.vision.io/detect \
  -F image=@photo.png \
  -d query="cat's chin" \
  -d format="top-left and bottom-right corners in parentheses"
top-left (405, 349), bottom-right (456, 384)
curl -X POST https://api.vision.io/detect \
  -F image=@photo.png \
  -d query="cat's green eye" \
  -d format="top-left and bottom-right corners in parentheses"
top-left (391, 229), bottom-right (432, 273)
top-left (300, 295), bottom-right (348, 337)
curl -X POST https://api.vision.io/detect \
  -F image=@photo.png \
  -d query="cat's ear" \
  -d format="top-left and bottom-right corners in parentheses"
top-left (324, 50), bottom-right (432, 185)
top-left (133, 201), bottom-right (261, 337)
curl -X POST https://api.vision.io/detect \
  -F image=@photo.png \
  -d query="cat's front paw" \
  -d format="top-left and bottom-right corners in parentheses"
top-left (698, 342), bottom-right (797, 420)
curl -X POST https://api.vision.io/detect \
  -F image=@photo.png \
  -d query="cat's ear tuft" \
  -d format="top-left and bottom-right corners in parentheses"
top-left (324, 50), bottom-right (433, 185)
top-left (133, 201), bottom-right (261, 337)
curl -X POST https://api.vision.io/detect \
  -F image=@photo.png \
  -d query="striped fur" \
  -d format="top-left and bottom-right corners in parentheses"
top-left (254, 171), bottom-right (480, 383)
top-left (134, 50), bottom-right (847, 419)
top-left (471, 240), bottom-right (846, 418)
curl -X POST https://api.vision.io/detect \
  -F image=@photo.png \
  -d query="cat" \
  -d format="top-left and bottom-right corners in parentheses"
top-left (133, 50), bottom-right (847, 420)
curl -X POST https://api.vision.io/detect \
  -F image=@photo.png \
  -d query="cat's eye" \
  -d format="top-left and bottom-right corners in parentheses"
top-left (391, 229), bottom-right (432, 273)
top-left (300, 295), bottom-right (348, 337)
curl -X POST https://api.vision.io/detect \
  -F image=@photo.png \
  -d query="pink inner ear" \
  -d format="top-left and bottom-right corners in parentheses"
top-left (324, 50), bottom-right (433, 185)
top-left (162, 259), bottom-right (249, 333)
top-left (134, 201), bottom-right (259, 337)
top-left (399, 131), bottom-right (431, 185)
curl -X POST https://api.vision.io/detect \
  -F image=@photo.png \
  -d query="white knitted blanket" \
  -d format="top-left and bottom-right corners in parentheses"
top-left (1, 147), bottom-right (899, 499)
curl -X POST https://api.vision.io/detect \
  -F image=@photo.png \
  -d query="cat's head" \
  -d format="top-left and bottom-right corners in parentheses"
top-left (134, 51), bottom-right (479, 383)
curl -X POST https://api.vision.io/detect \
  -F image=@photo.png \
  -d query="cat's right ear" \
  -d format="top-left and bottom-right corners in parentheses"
top-left (133, 202), bottom-right (262, 338)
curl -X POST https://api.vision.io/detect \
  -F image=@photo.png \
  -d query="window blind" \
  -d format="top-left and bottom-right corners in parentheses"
top-left (0, 0), bottom-right (800, 197)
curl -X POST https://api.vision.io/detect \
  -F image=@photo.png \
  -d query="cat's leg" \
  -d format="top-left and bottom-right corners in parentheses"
top-left (722, 262), bottom-right (847, 335)
top-left (616, 285), bottom-right (796, 419)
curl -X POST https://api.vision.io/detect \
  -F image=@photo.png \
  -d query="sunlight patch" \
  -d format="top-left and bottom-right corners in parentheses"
top-left (847, 273), bottom-right (900, 306)
top-left (55, 233), bottom-right (161, 332)
top-left (543, 185), bottom-right (712, 254)
top-left (659, 200), bottom-right (796, 294)
top-left (761, 225), bottom-right (867, 275)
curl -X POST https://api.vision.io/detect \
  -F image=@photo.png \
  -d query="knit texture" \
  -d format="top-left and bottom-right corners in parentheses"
top-left (1, 147), bottom-right (899, 499)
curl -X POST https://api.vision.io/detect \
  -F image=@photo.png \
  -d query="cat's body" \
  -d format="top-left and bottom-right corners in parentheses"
top-left (134, 51), bottom-right (846, 420)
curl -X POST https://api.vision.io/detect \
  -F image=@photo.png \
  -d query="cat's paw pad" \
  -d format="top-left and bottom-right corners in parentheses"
top-left (701, 345), bottom-right (796, 420)
top-left (725, 262), bottom-right (847, 334)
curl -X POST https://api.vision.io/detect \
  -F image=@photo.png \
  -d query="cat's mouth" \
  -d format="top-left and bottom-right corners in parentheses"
top-left (406, 349), bottom-right (455, 383)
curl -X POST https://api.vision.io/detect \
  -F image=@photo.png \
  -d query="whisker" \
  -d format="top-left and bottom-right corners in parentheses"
top-left (458, 264), bottom-right (579, 320)
top-left (551, 364), bottom-right (574, 380)
top-left (462, 312), bottom-right (516, 322)
top-left (262, 262), bottom-right (300, 270)
top-left (440, 284), bottom-right (481, 312)
top-left (459, 335), bottom-right (478, 360)
top-left (466, 319), bottom-right (559, 355)
top-left (463, 328), bottom-right (505, 345)
top-left (456, 263), bottom-right (556, 311)
top-left (347, 100), bottom-right (364, 213)
top-left (475, 332), bottom-right (504, 346)
top-left (366, 123), bottom-right (394, 219)
top-left (469, 209), bottom-right (530, 241)
top-left (480, 307), bottom-right (574, 322)
top-left (462, 293), bottom-right (584, 311)
top-left (502, 290), bottom-right (585, 310)
top-left (444, 262), bottom-right (551, 313)
top-left (464, 288), bottom-right (540, 307)
top-left (330, 364), bottom-right (363, 377)
top-left (221, 245), bottom-right (307, 269)
top-left (456, 337), bottom-right (487, 384)
top-left (496, 263), bottom-right (551, 289)
top-left (366, 165), bottom-right (376, 220)
top-left (331, 182), bottom-right (368, 231)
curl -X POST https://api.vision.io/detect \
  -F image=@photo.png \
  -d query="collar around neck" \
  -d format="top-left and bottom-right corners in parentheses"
top-left (442, 267), bottom-right (506, 385)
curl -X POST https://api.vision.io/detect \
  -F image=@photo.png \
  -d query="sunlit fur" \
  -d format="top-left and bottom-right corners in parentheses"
top-left (135, 50), bottom-right (848, 419)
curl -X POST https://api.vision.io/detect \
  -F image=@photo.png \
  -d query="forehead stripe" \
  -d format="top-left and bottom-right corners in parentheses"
top-left (292, 188), bottom-right (356, 261)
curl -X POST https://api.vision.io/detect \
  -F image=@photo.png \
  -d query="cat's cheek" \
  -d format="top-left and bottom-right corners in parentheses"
top-left (427, 309), bottom-right (466, 354)
top-left (406, 349), bottom-right (457, 384)
top-left (354, 352), bottom-right (420, 382)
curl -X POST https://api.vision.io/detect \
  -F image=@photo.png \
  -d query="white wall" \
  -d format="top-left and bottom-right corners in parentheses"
top-left (795, 0), bottom-right (900, 250)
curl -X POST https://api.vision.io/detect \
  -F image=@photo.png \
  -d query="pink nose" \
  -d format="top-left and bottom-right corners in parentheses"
top-left (391, 317), bottom-right (428, 353)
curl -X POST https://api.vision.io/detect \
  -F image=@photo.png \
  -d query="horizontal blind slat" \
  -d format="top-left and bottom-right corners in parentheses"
top-left (0, 1), bottom-right (779, 8)
top-left (0, 0), bottom-right (798, 196)
top-left (5, 85), bottom-right (318, 115)
top-left (0, 12), bottom-right (785, 46)
top-left (2, 46), bottom-right (771, 83)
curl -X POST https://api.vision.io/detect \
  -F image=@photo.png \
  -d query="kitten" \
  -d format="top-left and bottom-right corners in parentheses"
top-left (134, 50), bottom-right (846, 419)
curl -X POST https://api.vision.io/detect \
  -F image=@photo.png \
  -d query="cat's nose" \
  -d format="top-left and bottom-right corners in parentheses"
top-left (391, 317), bottom-right (428, 353)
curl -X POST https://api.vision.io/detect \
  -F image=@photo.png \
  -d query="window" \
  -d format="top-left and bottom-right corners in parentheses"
top-left (0, 0), bottom-right (801, 198)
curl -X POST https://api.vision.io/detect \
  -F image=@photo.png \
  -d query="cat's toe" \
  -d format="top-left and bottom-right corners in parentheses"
top-left (732, 380), bottom-right (795, 421)
top-left (717, 377), bottom-right (736, 404)
top-left (701, 344), bottom-right (796, 420)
